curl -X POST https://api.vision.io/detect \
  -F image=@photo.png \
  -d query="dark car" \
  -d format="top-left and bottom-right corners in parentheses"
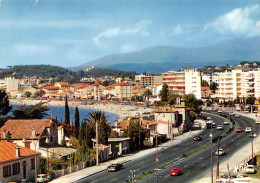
top-left (193, 135), bottom-right (202, 141)
top-left (107, 163), bottom-right (123, 172)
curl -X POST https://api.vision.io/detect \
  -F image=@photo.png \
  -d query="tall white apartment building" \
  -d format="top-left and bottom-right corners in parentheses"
top-left (162, 69), bottom-right (201, 99)
top-left (218, 69), bottom-right (260, 102)
top-left (201, 73), bottom-right (219, 85)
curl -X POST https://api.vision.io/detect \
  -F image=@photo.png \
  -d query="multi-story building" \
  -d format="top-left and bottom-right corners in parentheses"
top-left (140, 75), bottom-right (163, 87)
top-left (115, 82), bottom-right (133, 100)
top-left (162, 70), bottom-right (185, 96)
top-left (217, 69), bottom-right (260, 102)
top-left (162, 69), bottom-right (201, 99)
top-left (201, 73), bottom-right (219, 85)
top-left (185, 69), bottom-right (201, 99)
top-left (6, 77), bottom-right (19, 92)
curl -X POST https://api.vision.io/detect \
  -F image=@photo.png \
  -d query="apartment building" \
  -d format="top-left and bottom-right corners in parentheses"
top-left (162, 70), bottom-right (185, 96)
top-left (139, 75), bottom-right (163, 87)
top-left (185, 69), bottom-right (201, 99)
top-left (201, 73), bottom-right (219, 85)
top-left (162, 69), bottom-right (201, 99)
top-left (217, 69), bottom-right (260, 102)
top-left (6, 77), bottom-right (19, 92)
top-left (115, 82), bottom-right (133, 100)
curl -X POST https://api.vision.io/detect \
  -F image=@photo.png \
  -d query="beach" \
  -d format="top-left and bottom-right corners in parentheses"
top-left (9, 99), bottom-right (154, 121)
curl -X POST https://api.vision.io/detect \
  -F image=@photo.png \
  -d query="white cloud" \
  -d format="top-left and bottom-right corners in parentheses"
top-left (93, 19), bottom-right (152, 44)
top-left (34, 0), bottom-right (40, 7)
top-left (204, 4), bottom-right (260, 36)
top-left (173, 25), bottom-right (183, 35)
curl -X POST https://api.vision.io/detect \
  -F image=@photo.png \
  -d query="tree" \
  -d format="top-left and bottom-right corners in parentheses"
top-left (24, 91), bottom-right (32, 98)
top-left (75, 107), bottom-right (80, 139)
top-left (246, 96), bottom-right (255, 105)
top-left (210, 82), bottom-right (218, 93)
top-left (86, 111), bottom-right (110, 145)
top-left (64, 95), bottom-right (70, 125)
top-left (0, 90), bottom-right (12, 116)
top-left (159, 83), bottom-right (169, 102)
top-left (12, 102), bottom-right (49, 119)
top-left (183, 94), bottom-right (203, 113)
top-left (201, 80), bottom-right (209, 87)
top-left (143, 89), bottom-right (152, 106)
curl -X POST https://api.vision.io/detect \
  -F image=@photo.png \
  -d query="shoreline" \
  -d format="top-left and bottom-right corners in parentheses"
top-left (9, 99), bottom-right (154, 121)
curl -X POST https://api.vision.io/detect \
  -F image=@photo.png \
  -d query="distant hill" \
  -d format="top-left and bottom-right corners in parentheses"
top-left (71, 36), bottom-right (260, 73)
top-left (0, 65), bottom-right (135, 83)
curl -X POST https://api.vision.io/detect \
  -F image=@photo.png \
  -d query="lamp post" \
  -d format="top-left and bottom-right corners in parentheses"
top-left (209, 132), bottom-right (213, 183)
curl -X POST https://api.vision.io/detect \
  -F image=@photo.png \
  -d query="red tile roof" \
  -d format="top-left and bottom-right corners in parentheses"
top-left (0, 119), bottom-right (53, 139)
top-left (93, 79), bottom-right (100, 86)
top-left (77, 85), bottom-right (89, 89)
top-left (118, 82), bottom-right (129, 86)
top-left (0, 141), bottom-right (40, 163)
top-left (44, 86), bottom-right (60, 90)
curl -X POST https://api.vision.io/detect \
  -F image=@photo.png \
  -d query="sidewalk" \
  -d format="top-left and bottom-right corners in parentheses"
top-left (193, 112), bottom-right (260, 183)
top-left (50, 121), bottom-right (205, 183)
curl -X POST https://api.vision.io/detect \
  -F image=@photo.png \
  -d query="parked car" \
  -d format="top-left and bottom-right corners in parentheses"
top-left (229, 112), bottom-right (235, 116)
top-left (37, 174), bottom-right (50, 183)
top-left (207, 117), bottom-right (211, 120)
top-left (249, 132), bottom-right (257, 138)
top-left (215, 148), bottom-right (225, 156)
top-left (236, 127), bottom-right (243, 133)
top-left (245, 165), bottom-right (256, 174)
top-left (217, 125), bottom-right (223, 130)
top-left (223, 121), bottom-right (229, 125)
top-left (107, 163), bottom-right (123, 172)
top-left (193, 135), bottom-right (202, 141)
top-left (235, 114), bottom-right (240, 118)
top-left (245, 127), bottom-right (252, 133)
top-left (170, 168), bottom-right (182, 176)
top-left (212, 122), bottom-right (216, 128)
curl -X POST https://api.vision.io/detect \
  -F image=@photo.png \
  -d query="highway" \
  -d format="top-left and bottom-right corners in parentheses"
top-left (76, 112), bottom-right (259, 183)
top-left (140, 113), bottom-right (260, 183)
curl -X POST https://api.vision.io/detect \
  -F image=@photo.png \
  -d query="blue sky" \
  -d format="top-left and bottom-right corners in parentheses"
top-left (0, 0), bottom-right (259, 68)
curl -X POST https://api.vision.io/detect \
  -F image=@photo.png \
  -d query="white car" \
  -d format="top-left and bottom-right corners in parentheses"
top-left (245, 127), bottom-right (252, 133)
top-left (235, 114), bottom-right (240, 118)
top-left (245, 165), bottom-right (256, 174)
top-left (229, 112), bottom-right (235, 116)
top-left (223, 121), bottom-right (229, 125)
top-left (215, 148), bottom-right (225, 156)
top-left (37, 174), bottom-right (50, 183)
top-left (207, 117), bottom-right (211, 120)
top-left (217, 125), bottom-right (223, 130)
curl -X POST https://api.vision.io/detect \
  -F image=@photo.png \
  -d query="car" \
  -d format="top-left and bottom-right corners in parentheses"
top-left (217, 110), bottom-right (222, 113)
top-left (229, 112), bottom-right (235, 116)
top-left (170, 168), bottom-right (182, 176)
top-left (235, 114), bottom-right (240, 118)
top-left (207, 117), bottom-right (211, 120)
top-left (236, 127), bottom-right (243, 133)
top-left (217, 125), bottom-right (223, 130)
top-left (37, 174), bottom-right (50, 183)
top-left (193, 135), bottom-right (202, 141)
top-left (107, 163), bottom-right (123, 172)
top-left (223, 121), bottom-right (229, 125)
top-left (245, 165), bottom-right (256, 174)
top-left (215, 148), bottom-right (225, 156)
top-left (245, 127), bottom-right (252, 133)
top-left (212, 122), bottom-right (216, 128)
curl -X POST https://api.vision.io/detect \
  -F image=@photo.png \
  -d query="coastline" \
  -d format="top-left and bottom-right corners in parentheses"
top-left (9, 99), bottom-right (154, 121)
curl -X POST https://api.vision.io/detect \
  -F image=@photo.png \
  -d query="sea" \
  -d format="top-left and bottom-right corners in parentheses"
top-left (11, 104), bottom-right (118, 125)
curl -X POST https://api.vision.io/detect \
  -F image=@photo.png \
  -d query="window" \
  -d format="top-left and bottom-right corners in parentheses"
top-left (31, 158), bottom-right (35, 170)
top-left (12, 162), bottom-right (20, 175)
top-left (3, 165), bottom-right (11, 178)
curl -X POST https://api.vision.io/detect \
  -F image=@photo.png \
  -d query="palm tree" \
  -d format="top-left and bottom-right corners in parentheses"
top-left (86, 111), bottom-right (110, 145)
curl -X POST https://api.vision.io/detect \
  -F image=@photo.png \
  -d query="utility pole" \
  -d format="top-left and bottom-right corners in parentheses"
top-left (251, 118), bottom-right (254, 165)
top-left (216, 140), bottom-right (220, 180)
top-left (96, 121), bottom-right (99, 166)
top-left (138, 113), bottom-right (141, 149)
top-left (210, 122), bottom-right (213, 183)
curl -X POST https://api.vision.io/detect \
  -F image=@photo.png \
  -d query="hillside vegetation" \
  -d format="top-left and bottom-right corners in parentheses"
top-left (0, 65), bottom-right (135, 83)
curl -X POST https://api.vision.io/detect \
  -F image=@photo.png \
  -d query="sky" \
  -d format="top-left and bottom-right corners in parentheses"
top-left (0, 0), bottom-right (259, 68)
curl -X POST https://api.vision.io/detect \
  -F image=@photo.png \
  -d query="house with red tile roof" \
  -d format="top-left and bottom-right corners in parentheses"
top-left (0, 141), bottom-right (40, 183)
top-left (0, 118), bottom-right (58, 155)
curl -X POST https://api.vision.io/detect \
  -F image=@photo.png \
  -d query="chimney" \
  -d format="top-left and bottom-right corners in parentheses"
top-left (16, 146), bottom-right (20, 158)
top-left (31, 128), bottom-right (36, 138)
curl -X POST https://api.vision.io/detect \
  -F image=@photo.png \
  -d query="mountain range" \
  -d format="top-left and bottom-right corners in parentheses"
top-left (71, 36), bottom-right (260, 74)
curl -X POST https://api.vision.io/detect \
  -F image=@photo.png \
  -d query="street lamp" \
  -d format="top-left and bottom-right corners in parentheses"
top-left (209, 132), bottom-right (213, 183)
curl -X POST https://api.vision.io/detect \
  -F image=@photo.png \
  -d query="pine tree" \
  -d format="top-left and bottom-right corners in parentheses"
top-left (159, 83), bottom-right (169, 102)
top-left (0, 90), bottom-right (12, 116)
top-left (64, 95), bottom-right (70, 125)
top-left (75, 107), bottom-right (80, 139)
